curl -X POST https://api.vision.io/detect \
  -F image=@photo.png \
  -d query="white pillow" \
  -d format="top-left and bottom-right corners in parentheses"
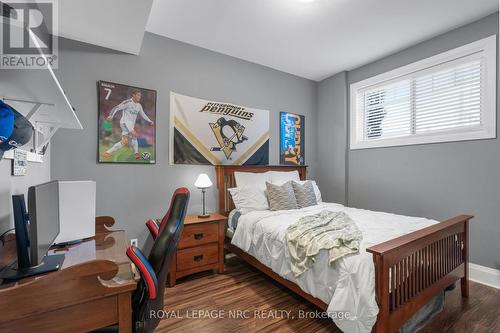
top-left (293, 180), bottom-right (322, 202)
top-left (234, 171), bottom-right (271, 190)
top-left (228, 186), bottom-right (269, 212)
top-left (268, 170), bottom-right (300, 185)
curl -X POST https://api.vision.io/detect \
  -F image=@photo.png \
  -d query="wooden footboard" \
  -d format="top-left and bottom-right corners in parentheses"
top-left (367, 214), bottom-right (472, 333)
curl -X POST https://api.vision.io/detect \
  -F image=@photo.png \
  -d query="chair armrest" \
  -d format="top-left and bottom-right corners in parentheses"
top-left (145, 219), bottom-right (160, 239)
top-left (126, 246), bottom-right (158, 299)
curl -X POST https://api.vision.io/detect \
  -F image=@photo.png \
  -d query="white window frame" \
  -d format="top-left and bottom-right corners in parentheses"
top-left (350, 35), bottom-right (497, 150)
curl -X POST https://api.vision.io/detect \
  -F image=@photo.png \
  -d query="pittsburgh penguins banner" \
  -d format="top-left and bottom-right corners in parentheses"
top-left (170, 92), bottom-right (269, 165)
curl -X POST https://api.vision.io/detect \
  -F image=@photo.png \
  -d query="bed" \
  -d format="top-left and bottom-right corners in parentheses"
top-left (216, 165), bottom-right (471, 333)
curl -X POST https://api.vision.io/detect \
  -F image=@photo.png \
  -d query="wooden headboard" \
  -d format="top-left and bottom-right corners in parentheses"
top-left (215, 165), bottom-right (307, 216)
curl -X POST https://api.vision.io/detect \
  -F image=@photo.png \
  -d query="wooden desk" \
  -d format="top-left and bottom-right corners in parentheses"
top-left (0, 216), bottom-right (137, 333)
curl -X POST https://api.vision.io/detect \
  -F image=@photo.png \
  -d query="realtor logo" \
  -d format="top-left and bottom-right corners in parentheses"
top-left (0, 0), bottom-right (58, 69)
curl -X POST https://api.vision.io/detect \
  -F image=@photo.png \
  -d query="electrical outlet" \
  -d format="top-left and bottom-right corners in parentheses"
top-left (130, 238), bottom-right (138, 247)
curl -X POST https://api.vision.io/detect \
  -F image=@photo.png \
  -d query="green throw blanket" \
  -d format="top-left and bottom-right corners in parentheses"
top-left (285, 210), bottom-right (363, 277)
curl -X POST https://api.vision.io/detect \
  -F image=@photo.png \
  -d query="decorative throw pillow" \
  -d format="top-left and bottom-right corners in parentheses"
top-left (293, 180), bottom-right (322, 202)
top-left (292, 181), bottom-right (318, 208)
top-left (265, 181), bottom-right (298, 211)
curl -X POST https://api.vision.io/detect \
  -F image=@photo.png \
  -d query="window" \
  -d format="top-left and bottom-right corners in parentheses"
top-left (350, 36), bottom-right (496, 149)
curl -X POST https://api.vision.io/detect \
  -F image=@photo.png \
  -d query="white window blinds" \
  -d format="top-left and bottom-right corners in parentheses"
top-left (350, 36), bottom-right (496, 149)
top-left (364, 80), bottom-right (411, 140)
top-left (414, 60), bottom-right (481, 134)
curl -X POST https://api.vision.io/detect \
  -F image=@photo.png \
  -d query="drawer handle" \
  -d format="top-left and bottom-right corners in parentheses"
top-left (194, 233), bottom-right (204, 240)
top-left (194, 254), bottom-right (204, 262)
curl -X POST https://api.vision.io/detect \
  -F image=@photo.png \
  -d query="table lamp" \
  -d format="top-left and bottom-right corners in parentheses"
top-left (194, 173), bottom-right (212, 218)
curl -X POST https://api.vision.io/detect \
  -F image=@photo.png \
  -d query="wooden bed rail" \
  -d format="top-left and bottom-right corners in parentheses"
top-left (367, 215), bottom-right (472, 333)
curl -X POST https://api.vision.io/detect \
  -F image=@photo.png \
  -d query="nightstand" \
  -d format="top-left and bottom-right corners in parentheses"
top-left (167, 213), bottom-right (227, 287)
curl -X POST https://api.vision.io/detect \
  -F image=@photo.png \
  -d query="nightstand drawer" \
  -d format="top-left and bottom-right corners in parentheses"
top-left (168, 213), bottom-right (227, 287)
top-left (178, 223), bottom-right (219, 249)
top-left (176, 243), bottom-right (218, 272)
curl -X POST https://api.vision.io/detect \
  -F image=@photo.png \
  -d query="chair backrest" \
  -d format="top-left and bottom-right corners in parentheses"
top-left (132, 187), bottom-right (190, 333)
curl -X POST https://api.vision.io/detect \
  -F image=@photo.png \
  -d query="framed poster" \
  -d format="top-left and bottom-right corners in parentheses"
top-left (280, 112), bottom-right (305, 165)
top-left (97, 81), bottom-right (156, 164)
top-left (170, 92), bottom-right (269, 165)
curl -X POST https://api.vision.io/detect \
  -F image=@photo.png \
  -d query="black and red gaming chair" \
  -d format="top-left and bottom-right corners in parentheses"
top-left (145, 186), bottom-right (183, 240)
top-left (145, 218), bottom-right (160, 239)
top-left (126, 187), bottom-right (190, 333)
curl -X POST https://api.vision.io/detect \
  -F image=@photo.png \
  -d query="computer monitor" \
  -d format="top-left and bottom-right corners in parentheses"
top-left (28, 180), bottom-right (61, 266)
top-left (12, 194), bottom-right (30, 269)
top-left (0, 181), bottom-right (65, 281)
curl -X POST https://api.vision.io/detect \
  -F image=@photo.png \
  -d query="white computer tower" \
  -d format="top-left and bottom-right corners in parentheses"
top-left (54, 181), bottom-right (96, 244)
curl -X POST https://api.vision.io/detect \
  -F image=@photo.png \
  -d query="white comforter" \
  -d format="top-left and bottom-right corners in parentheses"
top-left (230, 202), bottom-right (438, 333)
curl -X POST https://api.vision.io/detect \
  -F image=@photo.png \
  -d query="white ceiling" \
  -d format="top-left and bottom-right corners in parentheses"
top-left (146, 0), bottom-right (498, 81)
top-left (57, 0), bottom-right (153, 54)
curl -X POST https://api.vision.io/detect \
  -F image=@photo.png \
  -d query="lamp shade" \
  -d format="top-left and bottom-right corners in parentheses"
top-left (194, 173), bottom-right (212, 189)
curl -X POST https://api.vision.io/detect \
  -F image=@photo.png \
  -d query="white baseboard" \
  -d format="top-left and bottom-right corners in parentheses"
top-left (469, 263), bottom-right (500, 289)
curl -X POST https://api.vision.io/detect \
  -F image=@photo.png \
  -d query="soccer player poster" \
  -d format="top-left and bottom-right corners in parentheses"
top-left (98, 81), bottom-right (156, 164)
top-left (280, 112), bottom-right (305, 166)
top-left (170, 92), bottom-right (269, 165)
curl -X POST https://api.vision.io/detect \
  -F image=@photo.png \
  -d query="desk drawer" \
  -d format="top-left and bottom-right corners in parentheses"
top-left (176, 243), bottom-right (218, 272)
top-left (178, 223), bottom-right (219, 249)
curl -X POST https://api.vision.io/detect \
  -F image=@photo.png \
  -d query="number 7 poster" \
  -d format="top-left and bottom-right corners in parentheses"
top-left (97, 81), bottom-right (156, 164)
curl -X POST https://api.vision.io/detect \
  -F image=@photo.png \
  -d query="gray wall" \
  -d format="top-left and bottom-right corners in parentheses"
top-left (51, 33), bottom-right (317, 248)
top-left (0, 68), bottom-right (57, 235)
top-left (316, 71), bottom-right (348, 204)
top-left (317, 13), bottom-right (499, 269)
top-left (0, 157), bottom-right (50, 235)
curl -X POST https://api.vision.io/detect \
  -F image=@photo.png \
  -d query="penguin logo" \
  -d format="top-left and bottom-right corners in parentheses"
top-left (209, 117), bottom-right (248, 159)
